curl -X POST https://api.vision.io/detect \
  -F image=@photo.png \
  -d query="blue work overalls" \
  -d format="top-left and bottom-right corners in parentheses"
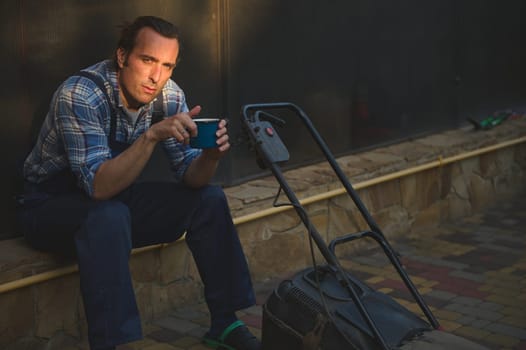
top-left (17, 77), bottom-right (255, 349)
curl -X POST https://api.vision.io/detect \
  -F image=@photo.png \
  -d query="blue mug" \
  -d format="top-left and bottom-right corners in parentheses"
top-left (190, 118), bottom-right (220, 149)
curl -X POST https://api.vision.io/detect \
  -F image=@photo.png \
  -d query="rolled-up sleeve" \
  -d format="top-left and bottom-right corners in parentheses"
top-left (161, 80), bottom-right (202, 182)
top-left (55, 78), bottom-right (112, 196)
top-left (162, 139), bottom-right (201, 182)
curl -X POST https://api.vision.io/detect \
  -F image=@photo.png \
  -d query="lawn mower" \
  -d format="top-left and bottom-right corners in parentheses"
top-left (241, 102), bottom-right (488, 350)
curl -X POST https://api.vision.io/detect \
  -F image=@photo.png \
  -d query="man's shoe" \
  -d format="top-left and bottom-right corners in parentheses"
top-left (203, 320), bottom-right (262, 350)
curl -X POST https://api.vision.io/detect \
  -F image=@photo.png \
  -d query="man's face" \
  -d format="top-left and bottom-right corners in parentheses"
top-left (117, 27), bottom-right (179, 110)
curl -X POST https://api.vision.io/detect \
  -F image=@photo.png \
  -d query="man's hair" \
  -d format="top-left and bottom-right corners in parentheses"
top-left (113, 16), bottom-right (180, 69)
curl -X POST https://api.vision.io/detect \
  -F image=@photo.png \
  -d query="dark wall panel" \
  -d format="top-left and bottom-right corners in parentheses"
top-left (456, 1), bottom-right (526, 117)
top-left (224, 0), bottom-right (526, 182)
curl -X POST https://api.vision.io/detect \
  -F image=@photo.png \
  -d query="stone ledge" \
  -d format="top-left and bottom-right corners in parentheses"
top-left (0, 238), bottom-right (70, 286)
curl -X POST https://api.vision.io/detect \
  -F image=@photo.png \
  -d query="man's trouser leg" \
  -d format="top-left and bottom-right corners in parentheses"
top-left (125, 183), bottom-right (256, 318)
top-left (17, 183), bottom-right (255, 349)
top-left (17, 193), bottom-right (141, 350)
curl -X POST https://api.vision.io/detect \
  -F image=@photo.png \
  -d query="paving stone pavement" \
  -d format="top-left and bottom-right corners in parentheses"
top-left (74, 194), bottom-right (525, 350)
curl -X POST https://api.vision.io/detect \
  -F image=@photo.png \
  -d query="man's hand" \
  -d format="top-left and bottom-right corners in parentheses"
top-left (147, 105), bottom-right (201, 143)
top-left (201, 118), bottom-right (230, 160)
top-left (183, 118), bottom-right (231, 188)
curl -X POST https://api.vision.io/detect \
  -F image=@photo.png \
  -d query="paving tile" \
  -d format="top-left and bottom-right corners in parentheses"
top-left (353, 255), bottom-right (391, 267)
top-left (433, 309), bottom-right (463, 321)
top-left (477, 300), bottom-right (504, 314)
top-left (189, 317), bottom-right (210, 328)
top-left (438, 319), bottom-right (462, 332)
top-left (348, 263), bottom-right (389, 277)
top-left (449, 270), bottom-right (487, 283)
top-left (119, 338), bottom-right (159, 350)
top-left (446, 303), bottom-right (504, 322)
top-left (154, 317), bottom-right (201, 333)
top-left (377, 287), bottom-right (393, 294)
top-left (171, 307), bottom-right (208, 321)
top-left (470, 319), bottom-right (492, 329)
top-left (426, 289), bottom-right (458, 301)
top-left (410, 255), bottom-right (469, 270)
top-left (482, 332), bottom-right (521, 349)
top-left (454, 325), bottom-right (492, 341)
top-left (392, 297), bottom-right (411, 306)
top-left (434, 279), bottom-right (490, 299)
top-left (147, 328), bottom-right (183, 343)
top-left (451, 296), bottom-right (483, 306)
top-left (482, 283), bottom-right (522, 297)
top-left (476, 301), bottom-right (503, 312)
top-left (456, 315), bottom-right (477, 326)
top-left (484, 323), bottom-right (526, 340)
top-left (420, 280), bottom-right (440, 288)
top-left (242, 305), bottom-right (263, 317)
top-left (365, 275), bottom-right (385, 284)
top-left (500, 306), bottom-right (526, 318)
top-left (143, 344), bottom-right (182, 350)
top-left (248, 326), bottom-right (262, 339)
top-left (240, 313), bottom-right (262, 329)
top-left (486, 294), bottom-right (525, 308)
top-left (185, 326), bottom-right (208, 339)
top-left (499, 315), bottom-right (526, 329)
top-left (170, 336), bottom-right (200, 348)
top-left (416, 287), bottom-right (432, 295)
top-left (420, 294), bottom-right (450, 309)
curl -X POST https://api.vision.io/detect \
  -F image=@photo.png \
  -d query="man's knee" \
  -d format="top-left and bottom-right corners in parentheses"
top-left (199, 185), bottom-right (229, 209)
top-left (185, 185), bottom-right (232, 238)
top-left (79, 200), bottom-right (132, 249)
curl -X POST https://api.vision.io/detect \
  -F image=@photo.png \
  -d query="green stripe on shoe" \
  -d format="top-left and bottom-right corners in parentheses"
top-left (203, 320), bottom-right (246, 349)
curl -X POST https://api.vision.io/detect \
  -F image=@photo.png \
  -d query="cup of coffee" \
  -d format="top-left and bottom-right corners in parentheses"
top-left (190, 118), bottom-right (221, 149)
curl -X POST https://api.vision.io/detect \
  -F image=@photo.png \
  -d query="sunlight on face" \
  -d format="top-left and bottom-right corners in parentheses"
top-left (117, 27), bottom-right (179, 110)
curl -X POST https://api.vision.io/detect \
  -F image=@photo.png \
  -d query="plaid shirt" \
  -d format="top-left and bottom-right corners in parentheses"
top-left (23, 60), bottom-right (201, 196)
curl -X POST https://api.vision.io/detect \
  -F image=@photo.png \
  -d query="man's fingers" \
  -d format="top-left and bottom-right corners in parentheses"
top-left (174, 125), bottom-right (190, 143)
top-left (219, 118), bottom-right (229, 128)
top-left (189, 105), bottom-right (201, 117)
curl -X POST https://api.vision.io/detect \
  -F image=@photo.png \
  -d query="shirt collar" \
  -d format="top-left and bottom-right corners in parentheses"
top-left (103, 60), bottom-right (154, 115)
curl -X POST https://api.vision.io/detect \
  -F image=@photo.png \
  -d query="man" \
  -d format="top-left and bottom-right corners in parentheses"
top-left (17, 16), bottom-right (260, 350)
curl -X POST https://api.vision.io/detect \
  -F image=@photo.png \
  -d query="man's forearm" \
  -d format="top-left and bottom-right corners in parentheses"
top-left (92, 131), bottom-right (158, 200)
top-left (183, 151), bottom-right (220, 188)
